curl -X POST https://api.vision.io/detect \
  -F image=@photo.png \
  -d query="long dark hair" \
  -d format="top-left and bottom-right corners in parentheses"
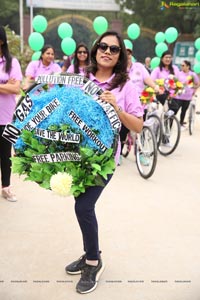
top-left (183, 60), bottom-right (191, 70)
top-left (86, 30), bottom-right (129, 91)
top-left (159, 50), bottom-right (174, 74)
top-left (73, 43), bottom-right (90, 74)
top-left (0, 26), bottom-right (12, 73)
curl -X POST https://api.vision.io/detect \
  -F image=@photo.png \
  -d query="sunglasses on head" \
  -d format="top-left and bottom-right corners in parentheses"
top-left (97, 42), bottom-right (121, 55)
top-left (77, 51), bottom-right (87, 54)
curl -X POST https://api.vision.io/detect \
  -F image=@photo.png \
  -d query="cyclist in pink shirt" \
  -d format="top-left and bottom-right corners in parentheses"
top-left (151, 50), bottom-right (180, 113)
top-left (175, 60), bottom-right (199, 128)
top-left (0, 26), bottom-right (23, 202)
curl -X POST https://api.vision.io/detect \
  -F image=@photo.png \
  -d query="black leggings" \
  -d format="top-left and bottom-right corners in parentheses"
top-left (119, 124), bottom-right (129, 154)
top-left (0, 126), bottom-right (12, 187)
top-left (174, 99), bottom-right (190, 125)
top-left (156, 92), bottom-right (179, 115)
top-left (74, 173), bottom-right (113, 260)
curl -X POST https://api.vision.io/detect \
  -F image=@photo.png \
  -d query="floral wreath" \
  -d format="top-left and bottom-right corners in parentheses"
top-left (4, 74), bottom-right (121, 197)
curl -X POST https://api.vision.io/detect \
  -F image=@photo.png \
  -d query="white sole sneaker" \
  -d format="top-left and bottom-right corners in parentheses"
top-left (2, 187), bottom-right (17, 202)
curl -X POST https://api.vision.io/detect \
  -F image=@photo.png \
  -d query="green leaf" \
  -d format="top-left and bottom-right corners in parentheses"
top-left (91, 163), bottom-right (101, 171)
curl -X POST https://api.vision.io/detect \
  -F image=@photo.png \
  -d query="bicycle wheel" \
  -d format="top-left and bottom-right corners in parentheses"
top-left (135, 125), bottom-right (157, 179)
top-left (159, 114), bottom-right (181, 156)
top-left (188, 104), bottom-right (195, 135)
top-left (147, 114), bottom-right (162, 148)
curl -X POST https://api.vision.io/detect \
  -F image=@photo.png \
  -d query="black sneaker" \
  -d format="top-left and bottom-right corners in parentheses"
top-left (65, 254), bottom-right (86, 275)
top-left (76, 259), bottom-right (105, 294)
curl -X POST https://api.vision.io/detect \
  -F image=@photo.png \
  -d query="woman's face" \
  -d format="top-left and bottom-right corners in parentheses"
top-left (162, 54), bottom-right (172, 66)
top-left (77, 47), bottom-right (88, 63)
top-left (181, 62), bottom-right (189, 72)
top-left (41, 48), bottom-right (55, 65)
top-left (96, 35), bottom-right (121, 70)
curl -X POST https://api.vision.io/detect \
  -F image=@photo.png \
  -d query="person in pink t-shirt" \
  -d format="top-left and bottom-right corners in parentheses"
top-left (65, 43), bottom-right (90, 75)
top-left (64, 31), bottom-right (143, 295)
top-left (0, 26), bottom-right (23, 202)
top-left (151, 50), bottom-right (180, 113)
top-left (175, 60), bottom-right (199, 128)
top-left (120, 45), bottom-right (160, 158)
top-left (23, 44), bottom-right (61, 90)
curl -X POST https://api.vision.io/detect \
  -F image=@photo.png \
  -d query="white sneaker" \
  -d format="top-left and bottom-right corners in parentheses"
top-left (2, 187), bottom-right (17, 202)
top-left (163, 142), bottom-right (172, 148)
top-left (181, 125), bottom-right (186, 131)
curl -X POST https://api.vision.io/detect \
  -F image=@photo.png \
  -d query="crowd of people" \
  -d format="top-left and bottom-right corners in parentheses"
top-left (0, 24), bottom-right (199, 295)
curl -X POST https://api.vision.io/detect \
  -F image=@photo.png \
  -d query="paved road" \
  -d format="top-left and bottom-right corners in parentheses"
top-left (0, 95), bottom-right (200, 300)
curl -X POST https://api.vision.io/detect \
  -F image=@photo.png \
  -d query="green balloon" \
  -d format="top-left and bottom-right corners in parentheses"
top-left (61, 37), bottom-right (76, 55)
top-left (155, 32), bottom-right (165, 44)
top-left (32, 51), bottom-right (41, 61)
top-left (194, 37), bottom-right (200, 50)
top-left (58, 22), bottom-right (73, 39)
top-left (132, 56), bottom-right (136, 62)
top-left (155, 42), bottom-right (168, 57)
top-left (93, 16), bottom-right (108, 35)
top-left (165, 27), bottom-right (178, 44)
top-left (123, 39), bottom-right (133, 51)
top-left (28, 32), bottom-right (44, 51)
top-left (127, 23), bottom-right (140, 40)
top-left (195, 50), bottom-right (200, 61)
top-left (150, 57), bottom-right (160, 69)
top-left (193, 62), bottom-right (200, 74)
top-left (32, 15), bottom-right (48, 33)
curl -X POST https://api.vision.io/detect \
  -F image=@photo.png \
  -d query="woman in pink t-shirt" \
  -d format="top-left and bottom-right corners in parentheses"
top-left (151, 50), bottom-right (180, 113)
top-left (23, 44), bottom-right (61, 90)
top-left (175, 60), bottom-right (199, 128)
top-left (66, 43), bottom-right (90, 76)
top-left (0, 26), bottom-right (23, 202)
top-left (65, 31), bottom-right (143, 295)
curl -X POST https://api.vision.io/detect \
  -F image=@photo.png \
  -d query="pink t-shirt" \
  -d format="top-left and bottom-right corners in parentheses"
top-left (175, 70), bottom-right (199, 100)
top-left (128, 62), bottom-right (150, 95)
top-left (0, 57), bottom-right (23, 124)
top-left (25, 60), bottom-right (61, 79)
top-left (89, 73), bottom-right (143, 164)
top-left (151, 65), bottom-right (180, 80)
top-left (67, 64), bottom-right (86, 76)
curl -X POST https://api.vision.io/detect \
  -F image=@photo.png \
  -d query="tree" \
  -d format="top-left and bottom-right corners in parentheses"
top-left (5, 26), bottom-right (32, 73)
top-left (116, 0), bottom-right (200, 35)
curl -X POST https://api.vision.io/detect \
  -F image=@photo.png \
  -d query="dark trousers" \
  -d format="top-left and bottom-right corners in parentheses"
top-left (174, 99), bottom-right (190, 125)
top-left (156, 92), bottom-right (179, 115)
top-left (120, 124), bottom-right (129, 154)
top-left (0, 126), bottom-right (12, 187)
top-left (74, 174), bottom-right (113, 260)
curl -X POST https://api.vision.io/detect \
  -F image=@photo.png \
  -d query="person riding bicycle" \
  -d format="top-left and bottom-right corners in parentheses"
top-left (151, 50), bottom-right (181, 114)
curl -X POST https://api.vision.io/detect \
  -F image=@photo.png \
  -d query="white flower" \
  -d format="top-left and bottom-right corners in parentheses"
top-left (50, 172), bottom-right (73, 196)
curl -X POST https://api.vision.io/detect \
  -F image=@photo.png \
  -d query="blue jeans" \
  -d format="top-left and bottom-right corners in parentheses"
top-left (74, 173), bottom-right (113, 260)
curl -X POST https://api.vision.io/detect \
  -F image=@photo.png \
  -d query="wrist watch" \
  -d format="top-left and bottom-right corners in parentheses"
top-left (116, 106), bottom-right (123, 114)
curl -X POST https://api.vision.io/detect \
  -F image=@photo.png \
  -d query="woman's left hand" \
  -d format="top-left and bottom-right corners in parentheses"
top-left (99, 90), bottom-right (118, 110)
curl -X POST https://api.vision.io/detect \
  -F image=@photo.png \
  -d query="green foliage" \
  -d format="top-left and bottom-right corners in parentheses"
top-left (12, 130), bottom-right (116, 197)
top-left (5, 26), bottom-right (32, 73)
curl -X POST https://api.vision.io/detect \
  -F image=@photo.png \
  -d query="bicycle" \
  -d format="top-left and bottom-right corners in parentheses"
top-left (188, 93), bottom-right (198, 135)
top-left (122, 120), bottom-right (157, 179)
top-left (145, 97), bottom-right (181, 156)
top-left (157, 98), bottom-right (181, 156)
top-left (145, 99), bottom-right (163, 148)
